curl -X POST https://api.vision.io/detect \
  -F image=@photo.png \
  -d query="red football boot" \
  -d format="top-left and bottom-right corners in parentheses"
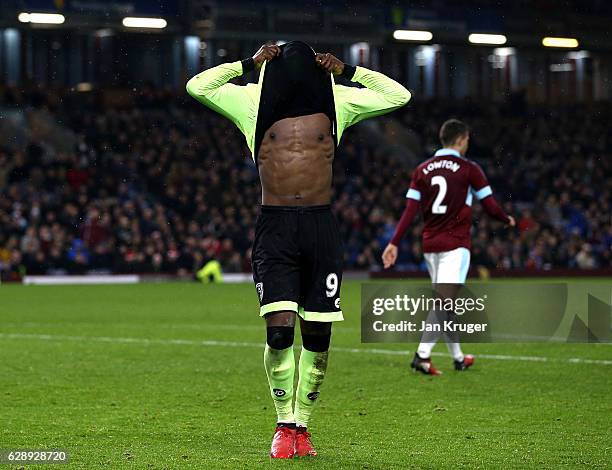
top-left (295, 427), bottom-right (317, 457)
top-left (270, 425), bottom-right (296, 459)
top-left (410, 353), bottom-right (442, 376)
top-left (454, 354), bottom-right (475, 371)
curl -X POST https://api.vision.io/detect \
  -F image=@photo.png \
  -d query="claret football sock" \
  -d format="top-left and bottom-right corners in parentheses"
top-left (294, 347), bottom-right (329, 428)
top-left (264, 345), bottom-right (295, 424)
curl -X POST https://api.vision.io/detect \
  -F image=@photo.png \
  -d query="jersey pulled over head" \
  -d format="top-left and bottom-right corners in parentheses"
top-left (255, 41), bottom-right (336, 158)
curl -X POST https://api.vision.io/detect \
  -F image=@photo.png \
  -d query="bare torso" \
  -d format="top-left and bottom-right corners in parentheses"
top-left (257, 113), bottom-right (334, 206)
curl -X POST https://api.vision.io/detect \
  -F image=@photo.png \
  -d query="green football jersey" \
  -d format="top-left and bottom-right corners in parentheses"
top-left (186, 60), bottom-right (411, 161)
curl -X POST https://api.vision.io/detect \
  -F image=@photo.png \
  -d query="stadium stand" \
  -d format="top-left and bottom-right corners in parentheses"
top-left (0, 85), bottom-right (610, 280)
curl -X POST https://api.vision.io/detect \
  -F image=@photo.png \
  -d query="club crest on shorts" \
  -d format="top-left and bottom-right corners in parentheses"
top-left (307, 391), bottom-right (320, 401)
top-left (256, 282), bottom-right (264, 301)
top-left (273, 388), bottom-right (285, 397)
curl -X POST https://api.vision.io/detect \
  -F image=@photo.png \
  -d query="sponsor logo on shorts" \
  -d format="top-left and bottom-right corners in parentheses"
top-left (273, 388), bottom-right (286, 397)
top-left (334, 298), bottom-right (341, 309)
top-left (307, 392), bottom-right (320, 401)
top-left (256, 282), bottom-right (264, 301)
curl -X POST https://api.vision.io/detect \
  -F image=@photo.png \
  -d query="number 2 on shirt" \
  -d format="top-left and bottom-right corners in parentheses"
top-left (431, 175), bottom-right (448, 214)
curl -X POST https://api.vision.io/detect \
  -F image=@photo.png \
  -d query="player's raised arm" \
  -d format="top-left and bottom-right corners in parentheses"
top-left (469, 162), bottom-right (515, 226)
top-left (186, 44), bottom-right (280, 134)
top-left (315, 52), bottom-right (411, 128)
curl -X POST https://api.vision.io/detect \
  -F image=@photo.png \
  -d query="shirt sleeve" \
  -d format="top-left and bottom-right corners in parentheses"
top-left (337, 66), bottom-right (411, 128)
top-left (469, 162), bottom-right (511, 223)
top-left (390, 198), bottom-right (420, 246)
top-left (390, 170), bottom-right (422, 245)
top-left (481, 197), bottom-right (511, 223)
top-left (468, 162), bottom-right (493, 200)
top-left (186, 61), bottom-right (253, 136)
top-left (405, 169), bottom-right (424, 201)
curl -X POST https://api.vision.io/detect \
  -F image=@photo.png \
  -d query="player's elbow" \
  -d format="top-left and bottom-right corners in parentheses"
top-left (388, 87), bottom-right (411, 108)
top-left (185, 76), bottom-right (200, 99)
top-left (396, 87), bottom-right (412, 107)
top-left (186, 74), bottom-right (213, 101)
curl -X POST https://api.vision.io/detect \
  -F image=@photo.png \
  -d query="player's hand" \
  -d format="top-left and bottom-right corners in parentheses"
top-left (382, 243), bottom-right (398, 269)
top-left (508, 215), bottom-right (516, 227)
top-left (252, 44), bottom-right (281, 69)
top-left (315, 52), bottom-right (344, 75)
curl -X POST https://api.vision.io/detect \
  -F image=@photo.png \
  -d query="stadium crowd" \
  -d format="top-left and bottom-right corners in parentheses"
top-left (0, 84), bottom-right (610, 280)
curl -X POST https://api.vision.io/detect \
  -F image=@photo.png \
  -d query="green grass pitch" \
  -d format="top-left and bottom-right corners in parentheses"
top-left (1, 281), bottom-right (610, 469)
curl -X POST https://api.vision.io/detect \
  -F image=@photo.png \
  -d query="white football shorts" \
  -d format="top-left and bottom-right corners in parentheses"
top-left (424, 247), bottom-right (471, 284)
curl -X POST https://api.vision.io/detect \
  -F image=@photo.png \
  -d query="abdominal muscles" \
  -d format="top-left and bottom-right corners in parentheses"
top-left (257, 113), bottom-right (334, 206)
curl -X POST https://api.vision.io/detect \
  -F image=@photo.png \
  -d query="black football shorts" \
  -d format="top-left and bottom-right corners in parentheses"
top-left (252, 205), bottom-right (343, 322)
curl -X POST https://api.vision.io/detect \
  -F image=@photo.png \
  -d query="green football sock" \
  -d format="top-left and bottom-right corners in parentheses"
top-left (294, 347), bottom-right (329, 428)
top-left (263, 345), bottom-right (295, 423)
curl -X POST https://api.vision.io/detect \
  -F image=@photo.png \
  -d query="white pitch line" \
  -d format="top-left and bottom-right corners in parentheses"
top-left (0, 332), bottom-right (611, 366)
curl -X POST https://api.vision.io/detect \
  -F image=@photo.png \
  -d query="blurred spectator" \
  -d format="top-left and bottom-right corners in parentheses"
top-left (575, 243), bottom-right (596, 269)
